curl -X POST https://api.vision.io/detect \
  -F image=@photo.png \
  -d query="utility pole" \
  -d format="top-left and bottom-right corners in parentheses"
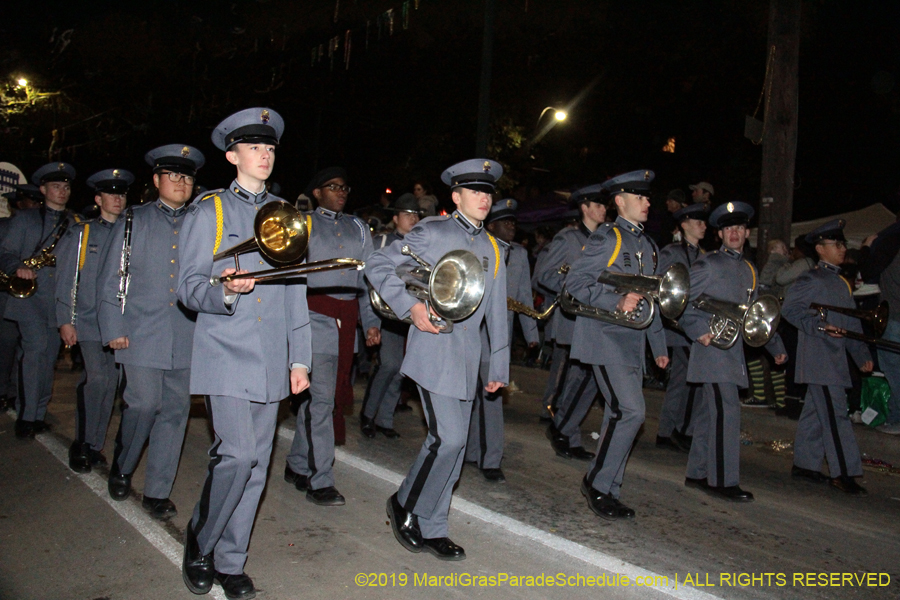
top-left (475, 0), bottom-right (496, 157)
top-left (758, 0), bottom-right (800, 262)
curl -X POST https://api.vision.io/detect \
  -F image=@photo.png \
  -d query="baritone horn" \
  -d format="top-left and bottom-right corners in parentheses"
top-left (559, 259), bottom-right (690, 329)
top-left (368, 245), bottom-right (485, 333)
top-left (209, 201), bottom-right (364, 286)
top-left (693, 291), bottom-right (781, 349)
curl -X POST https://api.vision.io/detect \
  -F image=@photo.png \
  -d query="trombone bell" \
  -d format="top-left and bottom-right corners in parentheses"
top-left (213, 201), bottom-right (308, 265)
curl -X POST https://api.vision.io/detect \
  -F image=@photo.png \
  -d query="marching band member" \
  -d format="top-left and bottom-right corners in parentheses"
top-left (680, 201), bottom-right (787, 502)
top-left (566, 170), bottom-right (669, 520)
top-left (284, 166), bottom-right (380, 506)
top-left (367, 158), bottom-right (508, 561)
top-left (1, 162), bottom-right (79, 439)
top-left (535, 185), bottom-right (605, 460)
top-left (782, 220), bottom-right (871, 495)
top-left (465, 198), bottom-right (538, 482)
top-left (178, 108), bottom-right (311, 599)
top-left (359, 193), bottom-right (421, 438)
top-left (56, 168), bottom-right (130, 472)
top-left (655, 202), bottom-right (707, 452)
top-left (97, 145), bottom-right (203, 518)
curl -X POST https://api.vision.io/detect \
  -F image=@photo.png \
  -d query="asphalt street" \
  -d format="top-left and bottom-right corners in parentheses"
top-left (1, 361), bottom-right (898, 600)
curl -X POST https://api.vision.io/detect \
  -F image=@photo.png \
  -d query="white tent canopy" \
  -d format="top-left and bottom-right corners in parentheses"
top-left (750, 203), bottom-right (896, 249)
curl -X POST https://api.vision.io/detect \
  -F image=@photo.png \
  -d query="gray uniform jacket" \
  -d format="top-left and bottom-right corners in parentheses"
top-left (372, 231), bottom-right (410, 336)
top-left (658, 240), bottom-right (703, 348)
top-left (365, 210), bottom-right (509, 400)
top-left (55, 217), bottom-right (117, 342)
top-left (534, 222), bottom-right (591, 345)
top-left (0, 218), bottom-right (11, 319)
top-left (782, 262), bottom-right (871, 387)
top-left (0, 207), bottom-right (77, 326)
top-left (567, 217), bottom-right (667, 367)
top-left (177, 183), bottom-right (311, 403)
top-left (503, 240), bottom-right (539, 346)
top-left (98, 200), bottom-right (196, 370)
top-left (680, 247), bottom-right (786, 386)
top-left (306, 207), bottom-right (378, 355)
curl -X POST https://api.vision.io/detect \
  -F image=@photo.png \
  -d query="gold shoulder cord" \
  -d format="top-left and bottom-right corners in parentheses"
top-left (607, 226), bottom-right (622, 267)
top-left (78, 224), bottom-right (90, 270)
top-left (486, 232), bottom-right (500, 279)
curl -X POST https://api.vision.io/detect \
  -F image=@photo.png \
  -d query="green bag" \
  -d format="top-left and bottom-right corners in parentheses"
top-left (860, 375), bottom-right (891, 428)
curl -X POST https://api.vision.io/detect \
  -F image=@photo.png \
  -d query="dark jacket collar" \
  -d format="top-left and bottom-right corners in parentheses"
top-left (229, 179), bottom-right (268, 205)
top-left (156, 198), bottom-right (188, 217)
top-left (615, 215), bottom-right (643, 237)
top-left (818, 260), bottom-right (842, 274)
top-left (578, 220), bottom-right (593, 238)
top-left (719, 245), bottom-right (743, 259)
top-left (452, 210), bottom-right (483, 235)
top-left (315, 206), bottom-right (342, 220)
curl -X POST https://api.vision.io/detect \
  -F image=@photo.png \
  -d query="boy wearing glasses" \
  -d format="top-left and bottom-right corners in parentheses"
top-left (56, 168), bottom-right (132, 472)
top-left (97, 144), bottom-right (204, 518)
top-left (782, 220), bottom-right (872, 495)
top-left (284, 167), bottom-right (380, 506)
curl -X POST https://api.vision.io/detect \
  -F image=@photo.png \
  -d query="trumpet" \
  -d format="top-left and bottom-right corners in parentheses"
top-left (811, 301), bottom-right (888, 337)
top-left (369, 245), bottom-right (485, 333)
top-left (2, 218), bottom-right (69, 298)
top-left (507, 296), bottom-right (559, 320)
top-left (560, 261), bottom-right (690, 329)
top-left (693, 291), bottom-right (781, 349)
top-left (209, 201), bottom-right (364, 286)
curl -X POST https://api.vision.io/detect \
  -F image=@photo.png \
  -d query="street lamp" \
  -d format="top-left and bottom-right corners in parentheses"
top-left (17, 78), bottom-right (28, 87)
top-left (536, 106), bottom-right (567, 127)
top-left (525, 106), bottom-right (569, 152)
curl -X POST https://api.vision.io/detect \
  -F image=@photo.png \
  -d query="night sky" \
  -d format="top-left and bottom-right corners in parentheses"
top-left (2, 0), bottom-right (899, 222)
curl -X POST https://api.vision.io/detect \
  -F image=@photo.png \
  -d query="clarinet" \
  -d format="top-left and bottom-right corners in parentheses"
top-left (116, 208), bottom-right (134, 315)
top-left (70, 230), bottom-right (84, 326)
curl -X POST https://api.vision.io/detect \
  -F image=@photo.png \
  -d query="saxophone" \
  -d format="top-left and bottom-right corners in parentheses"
top-left (2, 218), bottom-right (70, 299)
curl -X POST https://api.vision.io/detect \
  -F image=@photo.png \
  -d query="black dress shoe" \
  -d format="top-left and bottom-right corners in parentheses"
top-left (307, 486), bottom-right (345, 506)
top-left (376, 425), bottom-right (400, 439)
top-left (108, 469), bottom-right (132, 501)
top-left (214, 572), bottom-right (256, 600)
top-left (68, 441), bottom-right (91, 473)
top-left (580, 478), bottom-right (621, 521)
top-left (545, 423), bottom-right (558, 440)
top-left (707, 485), bottom-right (754, 502)
top-left (182, 522), bottom-right (215, 594)
top-left (481, 468), bottom-right (506, 482)
top-left (538, 415), bottom-right (553, 423)
top-left (32, 420), bottom-right (51, 433)
top-left (90, 450), bottom-right (108, 466)
top-left (791, 465), bottom-right (828, 483)
top-left (830, 476), bottom-right (867, 496)
top-left (550, 434), bottom-right (573, 459)
top-left (671, 430), bottom-right (693, 451)
top-left (568, 446), bottom-right (595, 461)
top-left (685, 476), bottom-right (708, 489)
top-left (143, 496), bottom-right (178, 519)
top-left (386, 493), bottom-right (423, 552)
top-left (655, 435), bottom-right (686, 453)
top-left (359, 415), bottom-right (376, 438)
top-left (422, 537), bottom-right (466, 561)
top-left (14, 420), bottom-right (34, 439)
top-left (394, 403), bottom-right (413, 413)
top-left (283, 464), bottom-right (308, 491)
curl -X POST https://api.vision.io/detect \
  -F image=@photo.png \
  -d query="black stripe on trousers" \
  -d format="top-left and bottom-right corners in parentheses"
top-left (16, 352), bottom-right (25, 417)
top-left (587, 366), bottom-right (621, 485)
top-left (359, 352), bottom-right (381, 418)
top-left (549, 345), bottom-right (571, 412)
top-left (194, 396), bottom-right (223, 534)
top-left (302, 396), bottom-right (318, 481)
top-left (477, 377), bottom-right (488, 468)
top-left (822, 387), bottom-right (849, 477)
top-left (556, 365), bottom-right (592, 431)
top-left (712, 383), bottom-right (725, 486)
top-left (404, 387), bottom-right (441, 512)
top-left (678, 347), bottom-right (695, 436)
top-left (75, 373), bottom-right (87, 443)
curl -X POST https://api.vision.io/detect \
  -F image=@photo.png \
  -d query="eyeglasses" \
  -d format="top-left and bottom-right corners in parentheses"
top-left (321, 183), bottom-right (351, 194)
top-left (819, 240), bottom-right (846, 249)
top-left (161, 171), bottom-right (195, 185)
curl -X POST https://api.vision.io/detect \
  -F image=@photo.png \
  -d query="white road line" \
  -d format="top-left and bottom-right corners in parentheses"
top-left (36, 432), bottom-right (229, 600)
top-left (275, 425), bottom-right (722, 600)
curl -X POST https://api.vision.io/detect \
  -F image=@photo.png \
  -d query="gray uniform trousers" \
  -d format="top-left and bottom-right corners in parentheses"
top-left (113, 365), bottom-right (190, 498)
top-left (193, 396), bottom-right (280, 575)
top-left (540, 343), bottom-right (569, 415)
top-left (657, 346), bottom-right (700, 438)
top-left (585, 365), bottom-right (645, 498)
top-left (0, 318), bottom-right (18, 399)
top-left (794, 385), bottom-right (861, 478)
top-left (685, 383), bottom-right (740, 487)
top-left (552, 360), bottom-right (600, 448)
top-left (76, 341), bottom-right (118, 451)
top-left (15, 322), bottom-right (58, 421)
top-left (465, 352), bottom-right (502, 469)
top-left (288, 353), bottom-right (338, 490)
top-left (399, 386), bottom-right (474, 539)
top-left (360, 324), bottom-right (406, 428)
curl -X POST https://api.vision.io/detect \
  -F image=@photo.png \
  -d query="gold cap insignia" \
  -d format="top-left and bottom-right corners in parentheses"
top-left (261, 109), bottom-right (270, 124)
top-left (58, 163), bottom-right (65, 170)
top-left (483, 161), bottom-right (492, 173)
top-left (181, 146), bottom-right (191, 158)
top-left (644, 171), bottom-right (651, 181)
top-left (112, 169), bottom-right (120, 178)
top-left (506, 199), bottom-right (513, 208)
top-left (838, 219), bottom-right (846, 228)
top-left (727, 202), bottom-right (735, 213)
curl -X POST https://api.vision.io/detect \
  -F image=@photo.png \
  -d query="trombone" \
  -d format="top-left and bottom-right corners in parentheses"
top-left (811, 301), bottom-right (900, 352)
top-left (208, 201), bottom-right (364, 286)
